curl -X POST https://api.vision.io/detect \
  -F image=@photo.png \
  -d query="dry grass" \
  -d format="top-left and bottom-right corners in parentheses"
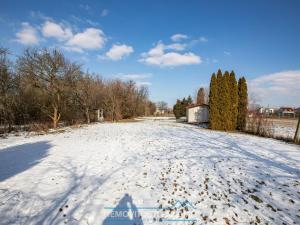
top-left (246, 116), bottom-right (298, 144)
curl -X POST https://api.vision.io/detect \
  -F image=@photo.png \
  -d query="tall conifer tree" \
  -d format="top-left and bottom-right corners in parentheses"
top-left (187, 95), bottom-right (193, 104)
top-left (237, 77), bottom-right (248, 131)
top-left (229, 71), bottom-right (238, 130)
top-left (220, 71), bottom-right (231, 130)
top-left (209, 73), bottom-right (218, 129)
top-left (216, 69), bottom-right (223, 130)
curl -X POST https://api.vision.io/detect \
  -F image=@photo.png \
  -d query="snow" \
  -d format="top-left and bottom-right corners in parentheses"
top-left (0, 119), bottom-right (299, 225)
top-left (273, 124), bottom-right (297, 139)
top-left (265, 118), bottom-right (297, 140)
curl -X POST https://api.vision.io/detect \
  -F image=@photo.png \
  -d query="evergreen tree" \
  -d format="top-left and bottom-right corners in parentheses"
top-left (208, 73), bottom-right (218, 129)
top-left (237, 77), bottom-right (248, 131)
top-left (182, 97), bottom-right (187, 105)
top-left (187, 95), bottom-right (193, 104)
top-left (220, 71), bottom-right (231, 130)
top-left (173, 99), bottom-right (182, 119)
top-left (229, 71), bottom-right (238, 130)
top-left (209, 69), bottom-right (247, 131)
top-left (216, 69), bottom-right (223, 130)
top-left (197, 87), bottom-right (205, 105)
top-left (173, 96), bottom-right (192, 119)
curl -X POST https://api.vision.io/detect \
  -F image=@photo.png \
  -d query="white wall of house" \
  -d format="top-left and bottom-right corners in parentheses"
top-left (186, 106), bottom-right (209, 123)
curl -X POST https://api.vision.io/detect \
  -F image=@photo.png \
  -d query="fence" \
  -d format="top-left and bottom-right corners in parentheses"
top-left (294, 118), bottom-right (300, 144)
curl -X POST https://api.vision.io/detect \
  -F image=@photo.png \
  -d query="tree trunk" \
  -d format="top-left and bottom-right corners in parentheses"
top-left (85, 107), bottom-right (90, 124)
top-left (52, 107), bottom-right (61, 129)
top-left (111, 103), bottom-right (115, 122)
top-left (96, 109), bottom-right (100, 122)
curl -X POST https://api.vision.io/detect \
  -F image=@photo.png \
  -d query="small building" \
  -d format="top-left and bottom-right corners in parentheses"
top-left (154, 108), bottom-right (165, 116)
top-left (257, 107), bottom-right (275, 115)
top-left (186, 104), bottom-right (209, 123)
top-left (257, 107), bottom-right (264, 114)
top-left (277, 107), bottom-right (295, 118)
top-left (266, 108), bottom-right (275, 115)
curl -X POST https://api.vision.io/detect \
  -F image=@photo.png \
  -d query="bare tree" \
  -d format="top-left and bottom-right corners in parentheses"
top-left (104, 80), bottom-right (123, 121)
top-left (145, 101), bottom-right (156, 116)
top-left (156, 101), bottom-right (168, 111)
top-left (135, 85), bottom-right (149, 116)
top-left (74, 73), bottom-right (96, 123)
top-left (197, 87), bottom-right (205, 104)
top-left (17, 48), bottom-right (76, 128)
top-left (1, 47), bottom-right (155, 133)
top-left (0, 47), bottom-right (16, 132)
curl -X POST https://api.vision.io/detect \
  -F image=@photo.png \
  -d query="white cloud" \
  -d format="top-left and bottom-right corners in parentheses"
top-left (105, 44), bottom-right (134, 61)
top-left (86, 19), bottom-right (99, 26)
top-left (66, 28), bottom-right (106, 51)
top-left (16, 20), bottom-right (107, 53)
top-left (146, 42), bottom-right (164, 56)
top-left (188, 36), bottom-right (208, 47)
top-left (15, 22), bottom-right (39, 45)
top-left (136, 81), bottom-right (152, 86)
top-left (80, 4), bottom-right (91, 11)
top-left (118, 73), bottom-right (152, 80)
top-left (101, 9), bottom-right (109, 17)
top-left (166, 43), bottom-right (186, 51)
top-left (171, 34), bottom-right (188, 42)
top-left (29, 11), bottom-right (51, 21)
top-left (142, 52), bottom-right (201, 67)
top-left (250, 70), bottom-right (300, 107)
top-left (224, 51), bottom-right (231, 56)
top-left (42, 21), bottom-right (73, 40)
top-left (144, 42), bottom-right (186, 55)
top-left (140, 42), bottom-right (201, 67)
top-left (63, 46), bottom-right (84, 53)
top-left (199, 36), bottom-right (208, 42)
top-left (205, 58), bottom-right (218, 64)
top-left (115, 73), bottom-right (152, 86)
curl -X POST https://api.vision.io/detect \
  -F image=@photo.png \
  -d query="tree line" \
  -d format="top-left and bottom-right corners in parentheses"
top-left (209, 69), bottom-right (248, 131)
top-left (0, 47), bottom-right (156, 132)
top-left (173, 96), bottom-right (193, 119)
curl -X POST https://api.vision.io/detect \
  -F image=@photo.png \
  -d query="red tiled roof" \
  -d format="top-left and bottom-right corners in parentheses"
top-left (186, 103), bottom-right (209, 109)
top-left (279, 107), bottom-right (294, 111)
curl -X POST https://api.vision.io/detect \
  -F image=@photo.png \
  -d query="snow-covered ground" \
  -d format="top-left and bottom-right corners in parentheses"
top-left (0, 119), bottom-right (299, 225)
top-left (246, 118), bottom-right (298, 140)
top-left (272, 118), bottom-right (297, 140)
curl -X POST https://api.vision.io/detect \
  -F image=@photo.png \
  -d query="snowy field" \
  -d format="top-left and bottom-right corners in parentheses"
top-left (0, 119), bottom-right (299, 225)
top-left (271, 119), bottom-right (298, 140)
top-left (246, 118), bottom-right (298, 140)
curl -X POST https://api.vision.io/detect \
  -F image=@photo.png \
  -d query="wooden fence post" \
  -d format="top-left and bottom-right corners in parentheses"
top-left (294, 117), bottom-right (300, 144)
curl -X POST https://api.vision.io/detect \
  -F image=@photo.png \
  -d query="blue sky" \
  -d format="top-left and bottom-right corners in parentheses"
top-left (1, 0), bottom-right (300, 107)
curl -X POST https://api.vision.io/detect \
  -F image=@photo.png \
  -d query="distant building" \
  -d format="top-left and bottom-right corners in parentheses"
top-left (154, 108), bottom-right (165, 116)
top-left (186, 104), bottom-right (209, 123)
top-left (257, 107), bottom-right (275, 115)
top-left (277, 107), bottom-right (295, 118)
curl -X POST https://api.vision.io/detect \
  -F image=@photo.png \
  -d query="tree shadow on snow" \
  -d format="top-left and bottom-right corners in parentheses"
top-left (0, 141), bottom-right (51, 182)
top-left (102, 193), bottom-right (144, 225)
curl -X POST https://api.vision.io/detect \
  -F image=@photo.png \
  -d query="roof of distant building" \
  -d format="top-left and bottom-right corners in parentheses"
top-left (186, 103), bottom-right (209, 109)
